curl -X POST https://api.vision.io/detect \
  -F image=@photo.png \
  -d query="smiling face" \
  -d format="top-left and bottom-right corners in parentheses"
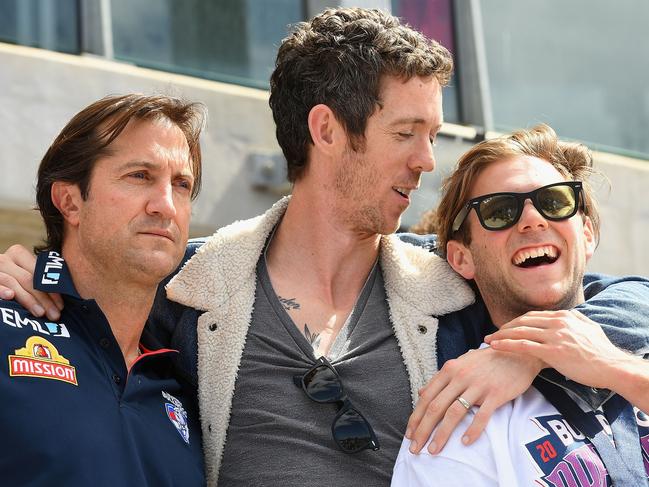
top-left (446, 156), bottom-right (596, 325)
top-left (63, 118), bottom-right (194, 288)
top-left (332, 75), bottom-right (442, 235)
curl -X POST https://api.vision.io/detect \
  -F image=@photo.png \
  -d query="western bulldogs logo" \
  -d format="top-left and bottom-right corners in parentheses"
top-left (162, 391), bottom-right (190, 444)
top-left (525, 414), bottom-right (611, 487)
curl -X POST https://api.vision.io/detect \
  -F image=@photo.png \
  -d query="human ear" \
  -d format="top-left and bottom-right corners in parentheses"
top-left (582, 216), bottom-right (596, 261)
top-left (307, 104), bottom-right (345, 156)
top-left (51, 182), bottom-right (82, 227)
top-left (446, 240), bottom-right (475, 279)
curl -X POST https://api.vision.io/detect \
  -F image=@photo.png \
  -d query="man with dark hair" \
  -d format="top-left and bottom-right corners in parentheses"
top-left (2, 8), bottom-right (649, 487)
top-left (269, 7), bottom-right (452, 183)
top-left (0, 94), bottom-right (205, 485)
top-left (393, 125), bottom-right (649, 486)
top-left (163, 9), bottom-right (466, 484)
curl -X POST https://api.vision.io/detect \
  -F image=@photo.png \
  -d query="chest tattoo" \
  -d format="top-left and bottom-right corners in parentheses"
top-left (278, 295), bottom-right (301, 311)
top-left (303, 324), bottom-right (322, 350)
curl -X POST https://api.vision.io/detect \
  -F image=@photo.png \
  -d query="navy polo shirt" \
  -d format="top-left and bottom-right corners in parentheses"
top-left (0, 251), bottom-right (204, 486)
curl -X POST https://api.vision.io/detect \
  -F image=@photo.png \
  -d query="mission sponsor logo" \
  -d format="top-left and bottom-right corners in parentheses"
top-left (8, 336), bottom-right (78, 386)
top-left (524, 413), bottom-right (610, 487)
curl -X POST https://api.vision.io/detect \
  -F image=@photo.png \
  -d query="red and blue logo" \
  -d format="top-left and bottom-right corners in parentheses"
top-left (162, 391), bottom-right (190, 444)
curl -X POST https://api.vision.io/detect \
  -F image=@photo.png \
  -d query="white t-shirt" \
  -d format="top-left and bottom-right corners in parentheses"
top-left (392, 386), bottom-right (614, 486)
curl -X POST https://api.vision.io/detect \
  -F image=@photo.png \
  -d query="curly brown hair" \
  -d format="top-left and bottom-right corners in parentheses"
top-left (434, 124), bottom-right (600, 257)
top-left (269, 7), bottom-right (453, 182)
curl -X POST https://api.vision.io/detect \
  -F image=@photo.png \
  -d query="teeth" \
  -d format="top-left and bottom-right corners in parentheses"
top-left (513, 245), bottom-right (558, 266)
top-left (394, 187), bottom-right (412, 196)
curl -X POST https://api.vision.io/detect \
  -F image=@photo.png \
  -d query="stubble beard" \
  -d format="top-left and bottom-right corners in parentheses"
top-left (473, 252), bottom-right (586, 324)
top-left (334, 148), bottom-right (389, 235)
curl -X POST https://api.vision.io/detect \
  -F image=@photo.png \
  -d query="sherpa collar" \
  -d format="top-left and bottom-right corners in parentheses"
top-left (166, 196), bottom-right (474, 316)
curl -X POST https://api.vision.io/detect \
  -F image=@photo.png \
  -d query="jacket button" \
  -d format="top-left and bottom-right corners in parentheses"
top-left (418, 325), bottom-right (427, 334)
top-left (112, 374), bottom-right (121, 384)
top-left (208, 323), bottom-right (218, 331)
top-left (99, 338), bottom-right (111, 349)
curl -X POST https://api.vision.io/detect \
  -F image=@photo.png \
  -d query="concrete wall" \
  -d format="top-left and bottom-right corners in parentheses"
top-left (1, 42), bottom-right (648, 276)
top-left (0, 42), bottom-right (282, 237)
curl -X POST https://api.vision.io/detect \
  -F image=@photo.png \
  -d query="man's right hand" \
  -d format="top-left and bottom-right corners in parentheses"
top-left (0, 244), bottom-right (63, 320)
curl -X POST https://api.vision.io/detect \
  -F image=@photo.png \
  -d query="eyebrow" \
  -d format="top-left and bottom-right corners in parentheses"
top-left (118, 161), bottom-right (157, 171)
top-left (117, 160), bottom-right (194, 179)
top-left (388, 118), bottom-right (443, 132)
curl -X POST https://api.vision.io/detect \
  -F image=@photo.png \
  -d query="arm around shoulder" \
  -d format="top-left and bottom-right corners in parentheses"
top-left (605, 353), bottom-right (649, 413)
top-left (579, 273), bottom-right (649, 354)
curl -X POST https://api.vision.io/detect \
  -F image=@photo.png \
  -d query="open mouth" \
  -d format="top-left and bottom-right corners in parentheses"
top-left (512, 245), bottom-right (560, 268)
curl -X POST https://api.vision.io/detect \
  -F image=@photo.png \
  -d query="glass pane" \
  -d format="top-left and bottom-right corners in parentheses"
top-left (111, 0), bottom-right (304, 89)
top-left (392, 0), bottom-right (459, 123)
top-left (0, 0), bottom-right (79, 54)
top-left (482, 0), bottom-right (649, 159)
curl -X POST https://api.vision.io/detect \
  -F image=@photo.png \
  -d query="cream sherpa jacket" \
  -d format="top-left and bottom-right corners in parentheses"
top-left (166, 197), bottom-right (475, 486)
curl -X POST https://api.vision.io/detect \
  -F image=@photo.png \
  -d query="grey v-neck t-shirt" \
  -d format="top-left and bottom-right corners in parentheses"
top-left (218, 257), bottom-right (413, 486)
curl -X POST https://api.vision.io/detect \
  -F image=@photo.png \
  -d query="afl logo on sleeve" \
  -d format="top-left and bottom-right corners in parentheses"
top-left (162, 391), bottom-right (190, 444)
top-left (8, 336), bottom-right (78, 385)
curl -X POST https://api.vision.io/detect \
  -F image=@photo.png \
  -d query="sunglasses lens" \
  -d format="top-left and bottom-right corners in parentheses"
top-left (332, 406), bottom-right (379, 453)
top-left (537, 185), bottom-right (576, 218)
top-left (303, 364), bottom-right (343, 403)
top-left (479, 194), bottom-right (518, 229)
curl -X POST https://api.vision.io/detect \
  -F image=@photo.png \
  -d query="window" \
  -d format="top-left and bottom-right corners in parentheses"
top-left (481, 0), bottom-right (649, 159)
top-left (0, 0), bottom-right (80, 54)
top-left (392, 0), bottom-right (459, 123)
top-left (111, 0), bottom-right (304, 89)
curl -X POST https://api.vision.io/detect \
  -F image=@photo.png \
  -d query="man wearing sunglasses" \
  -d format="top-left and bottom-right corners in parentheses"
top-left (393, 124), bottom-right (649, 486)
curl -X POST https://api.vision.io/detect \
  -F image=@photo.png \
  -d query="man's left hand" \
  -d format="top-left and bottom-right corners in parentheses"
top-left (405, 346), bottom-right (543, 454)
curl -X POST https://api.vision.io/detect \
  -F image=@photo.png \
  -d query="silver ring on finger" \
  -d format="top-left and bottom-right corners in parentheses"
top-left (456, 396), bottom-right (471, 410)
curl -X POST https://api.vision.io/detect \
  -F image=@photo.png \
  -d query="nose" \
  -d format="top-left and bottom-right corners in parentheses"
top-left (517, 199), bottom-right (548, 232)
top-left (146, 183), bottom-right (177, 219)
top-left (409, 138), bottom-right (436, 173)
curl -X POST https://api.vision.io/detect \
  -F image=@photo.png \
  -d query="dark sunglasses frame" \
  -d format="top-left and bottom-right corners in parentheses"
top-left (293, 356), bottom-right (380, 454)
top-left (451, 181), bottom-right (583, 233)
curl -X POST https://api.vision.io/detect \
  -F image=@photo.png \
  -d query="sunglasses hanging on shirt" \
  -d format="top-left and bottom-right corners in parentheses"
top-left (293, 356), bottom-right (380, 454)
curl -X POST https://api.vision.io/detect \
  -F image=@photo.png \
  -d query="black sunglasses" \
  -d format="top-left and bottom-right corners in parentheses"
top-left (293, 356), bottom-right (380, 454)
top-left (452, 181), bottom-right (583, 233)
